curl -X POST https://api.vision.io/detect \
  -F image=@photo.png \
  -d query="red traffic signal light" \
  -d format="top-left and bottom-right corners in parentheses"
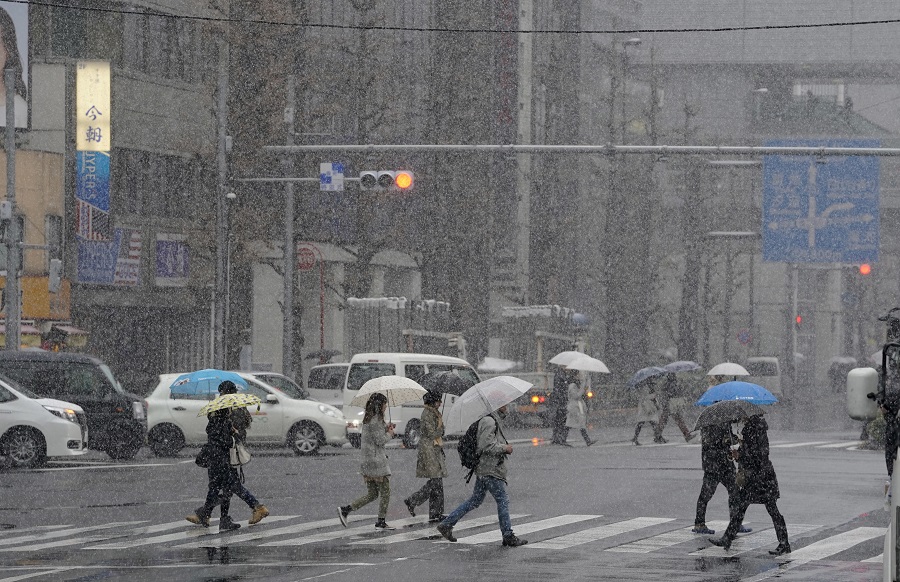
top-left (795, 315), bottom-right (802, 327)
top-left (859, 263), bottom-right (872, 275)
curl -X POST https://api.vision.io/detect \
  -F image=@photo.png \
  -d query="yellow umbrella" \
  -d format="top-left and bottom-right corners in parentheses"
top-left (197, 393), bottom-right (262, 417)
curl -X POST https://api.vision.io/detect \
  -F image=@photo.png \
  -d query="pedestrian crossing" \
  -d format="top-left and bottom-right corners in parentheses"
top-left (0, 512), bottom-right (885, 567)
top-left (559, 438), bottom-right (864, 450)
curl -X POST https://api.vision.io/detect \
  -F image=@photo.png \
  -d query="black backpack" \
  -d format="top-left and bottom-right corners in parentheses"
top-left (457, 421), bottom-right (481, 471)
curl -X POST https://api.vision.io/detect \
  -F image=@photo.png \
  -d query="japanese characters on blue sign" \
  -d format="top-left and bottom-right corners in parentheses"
top-left (762, 139), bottom-right (879, 263)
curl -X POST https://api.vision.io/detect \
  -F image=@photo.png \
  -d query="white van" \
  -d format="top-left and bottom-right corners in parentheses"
top-left (307, 363), bottom-right (350, 407)
top-left (343, 353), bottom-right (480, 448)
top-left (745, 356), bottom-right (782, 397)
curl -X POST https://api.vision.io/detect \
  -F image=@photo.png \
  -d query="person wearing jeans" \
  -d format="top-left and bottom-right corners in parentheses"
top-left (437, 405), bottom-right (526, 547)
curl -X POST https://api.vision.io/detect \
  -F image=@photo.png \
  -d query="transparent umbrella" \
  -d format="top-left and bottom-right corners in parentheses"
top-left (444, 376), bottom-right (533, 435)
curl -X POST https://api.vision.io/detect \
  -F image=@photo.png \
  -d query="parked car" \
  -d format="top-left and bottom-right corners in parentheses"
top-left (0, 374), bottom-right (88, 468)
top-left (146, 372), bottom-right (347, 457)
top-left (306, 363), bottom-right (350, 408)
top-left (0, 351), bottom-right (146, 460)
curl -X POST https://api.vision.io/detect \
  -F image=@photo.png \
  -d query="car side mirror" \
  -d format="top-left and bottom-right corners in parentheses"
top-left (266, 394), bottom-right (279, 405)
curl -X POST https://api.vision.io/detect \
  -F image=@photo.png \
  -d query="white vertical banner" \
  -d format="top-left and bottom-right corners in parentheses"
top-left (76, 60), bottom-right (111, 152)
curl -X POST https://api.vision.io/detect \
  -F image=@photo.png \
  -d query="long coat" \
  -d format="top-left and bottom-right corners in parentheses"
top-left (636, 387), bottom-right (659, 423)
top-left (737, 416), bottom-right (780, 503)
top-left (359, 418), bottom-right (391, 478)
top-left (415, 404), bottom-right (448, 478)
top-left (565, 382), bottom-right (587, 429)
top-left (700, 423), bottom-right (735, 476)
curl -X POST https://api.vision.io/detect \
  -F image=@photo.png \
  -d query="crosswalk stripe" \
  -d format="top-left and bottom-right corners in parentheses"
top-left (261, 516), bottom-right (425, 547)
top-left (352, 514), bottom-right (529, 545)
top-left (862, 553), bottom-right (883, 563)
top-left (528, 517), bottom-right (674, 550)
top-left (0, 525), bottom-right (70, 537)
top-left (815, 442), bottom-right (861, 449)
top-left (785, 527), bottom-right (884, 562)
top-left (0, 568), bottom-right (75, 582)
top-left (0, 520), bottom-right (201, 552)
top-left (455, 515), bottom-right (601, 545)
top-left (770, 441), bottom-right (832, 448)
top-left (85, 516), bottom-right (296, 550)
top-left (689, 524), bottom-right (820, 556)
top-left (0, 522), bottom-right (144, 548)
top-left (605, 520), bottom-right (730, 553)
top-left (172, 515), bottom-right (374, 548)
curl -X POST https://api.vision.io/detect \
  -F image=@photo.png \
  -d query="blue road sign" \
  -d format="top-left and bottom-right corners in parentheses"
top-left (763, 139), bottom-right (879, 263)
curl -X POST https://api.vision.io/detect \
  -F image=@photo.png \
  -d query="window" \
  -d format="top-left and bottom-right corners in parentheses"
top-left (404, 365), bottom-right (426, 383)
top-left (346, 363), bottom-right (395, 392)
top-left (257, 374), bottom-right (308, 399)
top-left (0, 384), bottom-right (15, 403)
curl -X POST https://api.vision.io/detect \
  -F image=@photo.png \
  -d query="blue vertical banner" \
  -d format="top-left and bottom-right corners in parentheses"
top-left (763, 139), bottom-right (879, 263)
top-left (75, 151), bottom-right (111, 240)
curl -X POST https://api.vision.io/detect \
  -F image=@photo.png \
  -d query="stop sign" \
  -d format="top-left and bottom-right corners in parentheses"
top-left (297, 247), bottom-right (316, 271)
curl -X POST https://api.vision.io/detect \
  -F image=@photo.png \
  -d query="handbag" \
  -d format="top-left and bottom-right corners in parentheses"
top-left (229, 438), bottom-right (252, 467)
top-left (195, 443), bottom-right (212, 468)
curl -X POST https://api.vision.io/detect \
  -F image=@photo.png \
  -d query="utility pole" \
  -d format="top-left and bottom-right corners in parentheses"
top-left (282, 75), bottom-right (296, 380)
top-left (5, 68), bottom-right (19, 351)
top-left (214, 38), bottom-right (229, 369)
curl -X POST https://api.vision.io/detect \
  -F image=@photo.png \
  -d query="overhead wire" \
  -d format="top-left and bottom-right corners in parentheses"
top-left (7, 0), bottom-right (900, 35)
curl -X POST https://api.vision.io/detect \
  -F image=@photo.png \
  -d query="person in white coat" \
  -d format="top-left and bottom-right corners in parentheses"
top-left (565, 376), bottom-right (595, 446)
top-left (632, 381), bottom-right (660, 445)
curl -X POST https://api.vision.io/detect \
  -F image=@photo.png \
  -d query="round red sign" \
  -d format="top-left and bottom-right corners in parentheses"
top-left (297, 247), bottom-right (316, 271)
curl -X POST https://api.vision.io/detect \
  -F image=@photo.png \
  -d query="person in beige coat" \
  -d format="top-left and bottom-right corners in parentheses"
top-left (565, 378), bottom-right (595, 446)
top-left (337, 393), bottom-right (396, 530)
top-left (403, 391), bottom-right (448, 522)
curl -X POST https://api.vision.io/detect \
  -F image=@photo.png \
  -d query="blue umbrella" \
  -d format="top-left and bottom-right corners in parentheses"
top-left (171, 369), bottom-right (249, 396)
top-left (695, 381), bottom-right (778, 406)
top-left (663, 360), bottom-right (701, 373)
top-left (627, 366), bottom-right (668, 387)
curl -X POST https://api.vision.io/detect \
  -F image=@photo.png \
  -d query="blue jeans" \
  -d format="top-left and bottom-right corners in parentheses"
top-left (442, 476), bottom-right (512, 537)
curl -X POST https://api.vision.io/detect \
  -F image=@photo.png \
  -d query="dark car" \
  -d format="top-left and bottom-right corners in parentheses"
top-left (0, 351), bottom-right (146, 460)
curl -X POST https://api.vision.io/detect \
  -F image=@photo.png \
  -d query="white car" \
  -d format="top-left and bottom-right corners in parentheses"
top-left (146, 372), bottom-right (347, 457)
top-left (0, 375), bottom-right (88, 468)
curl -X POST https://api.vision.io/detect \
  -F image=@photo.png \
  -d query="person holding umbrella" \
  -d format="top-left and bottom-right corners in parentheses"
top-left (437, 375), bottom-right (532, 547)
top-left (186, 381), bottom-right (269, 531)
top-left (654, 373), bottom-right (694, 443)
top-left (565, 372), bottom-right (595, 446)
top-left (338, 393), bottom-right (397, 530)
top-left (403, 391), bottom-right (448, 522)
top-left (708, 413), bottom-right (790, 555)
top-left (549, 366), bottom-right (572, 445)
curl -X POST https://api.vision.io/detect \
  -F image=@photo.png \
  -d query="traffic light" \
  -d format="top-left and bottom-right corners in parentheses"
top-left (358, 170), bottom-right (414, 191)
top-left (795, 315), bottom-right (803, 328)
top-left (859, 263), bottom-right (872, 276)
top-left (48, 258), bottom-right (62, 293)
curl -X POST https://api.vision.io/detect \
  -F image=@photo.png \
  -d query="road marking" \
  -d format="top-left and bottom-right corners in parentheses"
top-left (606, 521), bottom-right (730, 553)
top-left (528, 517), bottom-right (674, 550)
top-left (0, 521), bottom-right (144, 548)
top-left (738, 527), bottom-right (886, 582)
top-left (690, 524), bottom-right (820, 557)
top-left (0, 525), bottom-right (69, 537)
top-left (85, 516), bottom-right (296, 549)
top-left (32, 463), bottom-right (180, 472)
top-left (173, 515), bottom-right (374, 548)
top-left (353, 514), bottom-right (529, 545)
top-left (815, 441), bottom-right (861, 448)
top-left (0, 519), bottom-right (202, 552)
top-left (0, 568), bottom-right (75, 582)
top-left (862, 553), bottom-right (882, 563)
top-left (454, 515), bottom-right (601, 545)
top-left (770, 441), bottom-right (832, 448)
top-left (262, 516), bottom-right (425, 547)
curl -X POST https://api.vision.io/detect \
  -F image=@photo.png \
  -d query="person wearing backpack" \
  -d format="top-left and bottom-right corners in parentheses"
top-left (436, 404), bottom-right (527, 547)
top-left (337, 393), bottom-right (396, 530)
top-left (403, 391), bottom-right (448, 522)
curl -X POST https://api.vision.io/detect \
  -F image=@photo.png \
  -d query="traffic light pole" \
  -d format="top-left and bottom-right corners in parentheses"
top-left (5, 69), bottom-right (19, 352)
top-left (282, 75), bottom-right (296, 381)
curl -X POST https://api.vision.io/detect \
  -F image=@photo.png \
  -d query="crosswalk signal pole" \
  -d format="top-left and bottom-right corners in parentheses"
top-left (4, 68), bottom-right (19, 352)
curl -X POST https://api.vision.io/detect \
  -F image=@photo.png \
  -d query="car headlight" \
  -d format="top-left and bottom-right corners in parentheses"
top-left (44, 405), bottom-right (78, 424)
top-left (317, 404), bottom-right (339, 418)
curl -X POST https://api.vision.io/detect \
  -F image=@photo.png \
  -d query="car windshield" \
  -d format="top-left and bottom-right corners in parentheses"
top-left (0, 373), bottom-right (39, 399)
top-left (428, 364), bottom-right (480, 386)
top-left (347, 363), bottom-right (395, 392)
top-left (255, 374), bottom-right (308, 399)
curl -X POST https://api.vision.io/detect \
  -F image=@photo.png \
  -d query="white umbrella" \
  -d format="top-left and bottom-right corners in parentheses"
top-left (548, 351), bottom-right (584, 366)
top-left (706, 362), bottom-right (749, 377)
top-left (349, 375), bottom-right (427, 407)
top-left (444, 376), bottom-right (533, 435)
top-left (565, 354), bottom-right (610, 374)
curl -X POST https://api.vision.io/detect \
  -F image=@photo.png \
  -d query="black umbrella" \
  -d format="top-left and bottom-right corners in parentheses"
top-left (693, 399), bottom-right (766, 431)
top-left (304, 349), bottom-right (342, 363)
top-left (419, 371), bottom-right (474, 396)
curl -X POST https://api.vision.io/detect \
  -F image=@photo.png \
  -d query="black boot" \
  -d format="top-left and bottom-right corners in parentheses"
top-left (708, 536), bottom-right (731, 551)
top-left (769, 543), bottom-right (791, 556)
top-left (502, 534), bottom-right (528, 547)
top-left (219, 516), bottom-right (240, 532)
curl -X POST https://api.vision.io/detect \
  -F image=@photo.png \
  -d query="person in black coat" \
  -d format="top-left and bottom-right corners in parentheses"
top-left (708, 415), bottom-right (790, 555)
top-left (550, 367), bottom-right (573, 445)
top-left (692, 422), bottom-right (750, 535)
top-left (186, 381), bottom-right (269, 531)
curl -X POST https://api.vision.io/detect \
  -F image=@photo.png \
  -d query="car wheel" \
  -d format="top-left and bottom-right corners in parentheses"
top-left (1, 427), bottom-right (46, 469)
top-left (403, 419), bottom-right (421, 449)
top-left (148, 424), bottom-right (185, 457)
top-left (289, 421), bottom-right (322, 456)
top-left (348, 433), bottom-right (361, 449)
top-left (105, 433), bottom-right (143, 461)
